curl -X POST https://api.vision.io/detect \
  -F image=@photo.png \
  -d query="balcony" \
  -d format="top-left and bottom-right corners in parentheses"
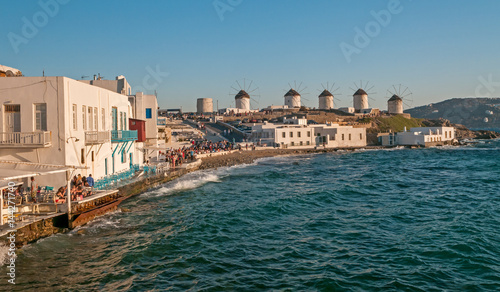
top-left (0, 131), bottom-right (52, 148)
top-left (111, 130), bottom-right (138, 142)
top-left (85, 131), bottom-right (111, 145)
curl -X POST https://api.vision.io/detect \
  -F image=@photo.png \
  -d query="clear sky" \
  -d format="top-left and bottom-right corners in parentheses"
top-left (2, 0), bottom-right (500, 112)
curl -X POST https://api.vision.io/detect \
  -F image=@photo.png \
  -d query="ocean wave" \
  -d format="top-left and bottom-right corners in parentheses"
top-left (143, 171), bottom-right (222, 197)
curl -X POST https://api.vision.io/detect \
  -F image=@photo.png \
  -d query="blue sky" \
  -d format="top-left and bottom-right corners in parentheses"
top-left (2, 0), bottom-right (500, 111)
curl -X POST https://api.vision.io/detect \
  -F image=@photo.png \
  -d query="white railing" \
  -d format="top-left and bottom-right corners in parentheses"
top-left (85, 131), bottom-right (111, 145)
top-left (0, 131), bottom-right (52, 147)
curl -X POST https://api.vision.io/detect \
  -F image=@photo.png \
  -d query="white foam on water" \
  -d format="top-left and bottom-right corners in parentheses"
top-left (70, 210), bottom-right (123, 235)
top-left (0, 242), bottom-right (10, 266)
top-left (145, 171), bottom-right (222, 197)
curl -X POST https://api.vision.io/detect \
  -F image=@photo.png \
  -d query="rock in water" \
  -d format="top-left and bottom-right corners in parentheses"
top-left (77, 229), bottom-right (87, 235)
top-left (121, 208), bottom-right (131, 213)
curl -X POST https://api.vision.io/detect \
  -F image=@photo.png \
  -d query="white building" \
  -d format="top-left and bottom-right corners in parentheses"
top-left (318, 90), bottom-right (334, 110)
top-left (284, 89), bottom-right (301, 108)
top-left (128, 92), bottom-right (158, 145)
top-left (262, 105), bottom-right (289, 111)
top-left (197, 98), bottom-right (213, 114)
top-left (235, 90), bottom-right (251, 111)
top-left (379, 127), bottom-right (456, 147)
top-left (0, 76), bottom-right (143, 187)
top-left (338, 107), bottom-right (355, 114)
top-left (353, 89), bottom-right (369, 112)
top-left (250, 117), bottom-right (366, 149)
top-left (388, 95), bottom-right (403, 114)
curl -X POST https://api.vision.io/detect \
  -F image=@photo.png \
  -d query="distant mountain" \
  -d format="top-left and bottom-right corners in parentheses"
top-left (405, 98), bottom-right (500, 129)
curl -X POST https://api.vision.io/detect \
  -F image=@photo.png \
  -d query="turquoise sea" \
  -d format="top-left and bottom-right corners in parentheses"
top-left (2, 140), bottom-right (500, 291)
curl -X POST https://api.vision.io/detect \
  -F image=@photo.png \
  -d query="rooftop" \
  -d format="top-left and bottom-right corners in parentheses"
top-left (285, 89), bottom-right (301, 97)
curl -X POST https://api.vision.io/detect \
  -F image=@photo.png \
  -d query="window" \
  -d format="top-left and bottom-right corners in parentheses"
top-left (88, 107), bottom-right (93, 131)
top-left (101, 108), bottom-right (105, 130)
top-left (91, 151), bottom-right (95, 162)
top-left (306, 141), bottom-right (310, 145)
top-left (121, 149), bottom-right (127, 163)
top-left (120, 112), bottom-right (124, 130)
top-left (290, 132), bottom-right (293, 138)
top-left (94, 107), bottom-right (98, 130)
top-left (34, 103), bottom-right (47, 131)
top-left (349, 134), bottom-right (351, 140)
top-left (81, 148), bottom-right (85, 164)
top-left (298, 132), bottom-right (301, 138)
top-left (307, 131), bottom-right (311, 137)
top-left (72, 104), bottom-right (77, 130)
top-left (82, 105), bottom-right (87, 130)
top-left (445, 132), bottom-right (447, 138)
top-left (342, 134), bottom-right (345, 140)
top-left (124, 112), bottom-right (127, 130)
top-left (300, 141), bottom-right (303, 146)
top-left (146, 108), bottom-right (152, 119)
top-left (291, 142), bottom-right (295, 146)
top-left (360, 133), bottom-right (363, 140)
top-left (282, 132), bottom-right (286, 138)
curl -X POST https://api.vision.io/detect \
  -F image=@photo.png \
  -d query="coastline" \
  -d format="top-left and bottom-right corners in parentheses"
top-left (0, 141), bottom-right (492, 249)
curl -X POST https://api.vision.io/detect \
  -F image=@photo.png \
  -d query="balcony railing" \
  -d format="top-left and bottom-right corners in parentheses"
top-left (85, 131), bottom-right (111, 145)
top-left (111, 130), bottom-right (138, 142)
top-left (0, 131), bottom-right (52, 148)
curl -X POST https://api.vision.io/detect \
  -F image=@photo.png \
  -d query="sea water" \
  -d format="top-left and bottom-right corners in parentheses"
top-left (2, 140), bottom-right (500, 291)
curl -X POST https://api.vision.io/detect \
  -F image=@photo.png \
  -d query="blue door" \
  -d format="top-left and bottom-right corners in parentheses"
top-left (129, 153), bottom-right (133, 168)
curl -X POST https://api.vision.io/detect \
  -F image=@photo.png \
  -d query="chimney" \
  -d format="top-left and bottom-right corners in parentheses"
top-left (93, 74), bottom-right (97, 80)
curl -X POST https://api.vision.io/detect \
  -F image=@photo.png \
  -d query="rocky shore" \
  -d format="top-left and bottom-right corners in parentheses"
top-left (198, 148), bottom-right (351, 170)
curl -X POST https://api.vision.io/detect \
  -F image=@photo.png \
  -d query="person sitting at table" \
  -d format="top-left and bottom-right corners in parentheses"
top-left (70, 185), bottom-right (78, 201)
top-left (55, 187), bottom-right (66, 204)
top-left (82, 176), bottom-right (88, 187)
top-left (76, 185), bottom-right (84, 200)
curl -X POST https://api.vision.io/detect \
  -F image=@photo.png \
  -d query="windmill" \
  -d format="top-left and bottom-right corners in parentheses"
top-left (349, 80), bottom-right (376, 112)
top-left (284, 81), bottom-right (310, 109)
top-left (229, 78), bottom-right (261, 111)
top-left (386, 84), bottom-right (413, 114)
top-left (318, 82), bottom-right (341, 110)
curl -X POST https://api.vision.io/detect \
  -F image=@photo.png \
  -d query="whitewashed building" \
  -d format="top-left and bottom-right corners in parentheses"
top-left (128, 92), bottom-right (158, 145)
top-left (0, 76), bottom-right (143, 187)
top-left (379, 127), bottom-right (456, 147)
top-left (250, 117), bottom-right (366, 148)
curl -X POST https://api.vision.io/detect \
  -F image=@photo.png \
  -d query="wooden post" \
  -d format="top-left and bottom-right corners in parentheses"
top-left (66, 170), bottom-right (72, 227)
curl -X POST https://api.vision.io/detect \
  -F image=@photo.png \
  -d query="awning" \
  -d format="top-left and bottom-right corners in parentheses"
top-left (0, 160), bottom-right (88, 182)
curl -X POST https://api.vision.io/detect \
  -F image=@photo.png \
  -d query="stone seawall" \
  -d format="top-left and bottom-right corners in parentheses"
top-left (1, 214), bottom-right (68, 248)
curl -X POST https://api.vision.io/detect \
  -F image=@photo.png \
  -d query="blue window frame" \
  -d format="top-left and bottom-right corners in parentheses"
top-left (146, 108), bottom-right (152, 119)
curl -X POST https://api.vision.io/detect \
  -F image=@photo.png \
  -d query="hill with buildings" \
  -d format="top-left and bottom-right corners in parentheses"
top-left (405, 98), bottom-right (500, 130)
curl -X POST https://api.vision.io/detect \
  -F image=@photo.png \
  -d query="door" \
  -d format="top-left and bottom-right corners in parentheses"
top-left (112, 107), bottom-right (118, 131)
top-left (129, 153), bottom-right (133, 168)
top-left (4, 105), bottom-right (20, 143)
top-left (5, 105), bottom-right (20, 132)
top-left (105, 158), bottom-right (108, 175)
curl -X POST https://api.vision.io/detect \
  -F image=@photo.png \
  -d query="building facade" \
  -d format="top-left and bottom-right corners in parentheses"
top-left (250, 118), bottom-right (367, 149)
top-left (379, 127), bottom-right (456, 147)
top-left (0, 76), bottom-right (141, 187)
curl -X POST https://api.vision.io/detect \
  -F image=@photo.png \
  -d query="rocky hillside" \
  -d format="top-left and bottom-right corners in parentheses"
top-left (405, 98), bottom-right (500, 129)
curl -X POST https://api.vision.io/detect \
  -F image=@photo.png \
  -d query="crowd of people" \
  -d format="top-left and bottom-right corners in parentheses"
top-left (160, 139), bottom-right (235, 168)
top-left (54, 174), bottom-right (95, 204)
